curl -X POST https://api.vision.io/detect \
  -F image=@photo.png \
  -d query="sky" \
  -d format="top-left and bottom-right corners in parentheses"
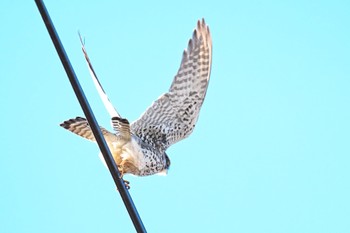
top-left (1, 0), bottom-right (350, 232)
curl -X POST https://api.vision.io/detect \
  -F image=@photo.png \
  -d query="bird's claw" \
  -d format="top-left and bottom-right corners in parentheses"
top-left (116, 179), bottom-right (130, 191)
top-left (124, 179), bottom-right (130, 190)
top-left (117, 166), bottom-right (130, 190)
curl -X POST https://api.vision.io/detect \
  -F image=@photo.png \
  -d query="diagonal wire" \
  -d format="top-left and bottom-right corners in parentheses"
top-left (34, 1), bottom-right (147, 232)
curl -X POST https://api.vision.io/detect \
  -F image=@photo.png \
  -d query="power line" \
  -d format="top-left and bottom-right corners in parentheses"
top-left (34, 1), bottom-right (147, 232)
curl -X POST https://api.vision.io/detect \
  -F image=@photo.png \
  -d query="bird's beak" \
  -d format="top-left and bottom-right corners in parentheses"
top-left (157, 169), bottom-right (168, 176)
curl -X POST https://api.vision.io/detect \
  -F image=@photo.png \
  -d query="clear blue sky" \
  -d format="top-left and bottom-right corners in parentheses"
top-left (1, 1), bottom-right (350, 232)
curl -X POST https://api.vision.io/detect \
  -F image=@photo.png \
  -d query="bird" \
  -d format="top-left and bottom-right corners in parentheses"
top-left (60, 19), bottom-right (212, 188)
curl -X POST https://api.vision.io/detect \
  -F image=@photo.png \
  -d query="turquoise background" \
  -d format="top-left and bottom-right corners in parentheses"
top-left (1, 1), bottom-right (349, 232)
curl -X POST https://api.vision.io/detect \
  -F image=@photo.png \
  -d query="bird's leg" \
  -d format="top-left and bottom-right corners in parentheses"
top-left (116, 165), bottom-right (131, 190)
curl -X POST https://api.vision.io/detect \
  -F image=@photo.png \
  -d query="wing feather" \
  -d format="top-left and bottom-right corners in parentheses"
top-left (79, 33), bottom-right (121, 119)
top-left (60, 117), bottom-right (116, 142)
top-left (131, 19), bottom-right (212, 150)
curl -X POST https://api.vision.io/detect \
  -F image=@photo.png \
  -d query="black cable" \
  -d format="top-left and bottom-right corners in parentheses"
top-left (34, 1), bottom-right (147, 232)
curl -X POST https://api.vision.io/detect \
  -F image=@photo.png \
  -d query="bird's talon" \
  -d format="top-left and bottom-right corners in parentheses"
top-left (116, 179), bottom-right (131, 191)
top-left (124, 179), bottom-right (130, 189)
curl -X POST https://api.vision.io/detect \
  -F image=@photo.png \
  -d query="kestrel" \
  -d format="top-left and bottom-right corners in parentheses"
top-left (60, 19), bottom-right (212, 187)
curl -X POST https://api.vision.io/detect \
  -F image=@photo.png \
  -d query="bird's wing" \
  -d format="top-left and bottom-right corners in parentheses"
top-left (79, 33), bottom-right (121, 119)
top-left (60, 117), bottom-right (117, 169)
top-left (131, 19), bottom-right (212, 150)
top-left (60, 117), bottom-right (116, 142)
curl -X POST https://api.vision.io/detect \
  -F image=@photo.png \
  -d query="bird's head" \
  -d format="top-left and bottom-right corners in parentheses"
top-left (158, 153), bottom-right (171, 176)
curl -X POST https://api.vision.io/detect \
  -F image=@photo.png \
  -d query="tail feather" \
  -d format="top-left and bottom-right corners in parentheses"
top-left (60, 117), bottom-right (114, 141)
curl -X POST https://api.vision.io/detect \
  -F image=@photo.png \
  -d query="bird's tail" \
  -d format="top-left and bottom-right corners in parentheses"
top-left (60, 116), bottom-right (114, 141)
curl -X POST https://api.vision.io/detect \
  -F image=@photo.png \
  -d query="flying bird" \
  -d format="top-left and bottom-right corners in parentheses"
top-left (60, 19), bottom-right (212, 188)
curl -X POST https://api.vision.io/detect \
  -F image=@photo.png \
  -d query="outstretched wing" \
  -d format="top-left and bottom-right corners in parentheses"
top-left (60, 117), bottom-right (116, 142)
top-left (60, 117), bottom-right (118, 169)
top-left (131, 19), bottom-right (212, 151)
top-left (79, 33), bottom-right (121, 119)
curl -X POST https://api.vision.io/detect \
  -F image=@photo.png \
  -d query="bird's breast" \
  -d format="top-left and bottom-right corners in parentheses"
top-left (108, 136), bottom-right (165, 176)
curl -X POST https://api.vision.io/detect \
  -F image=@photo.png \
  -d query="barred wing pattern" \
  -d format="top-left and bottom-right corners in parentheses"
top-left (131, 19), bottom-right (212, 151)
top-left (60, 117), bottom-right (116, 142)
